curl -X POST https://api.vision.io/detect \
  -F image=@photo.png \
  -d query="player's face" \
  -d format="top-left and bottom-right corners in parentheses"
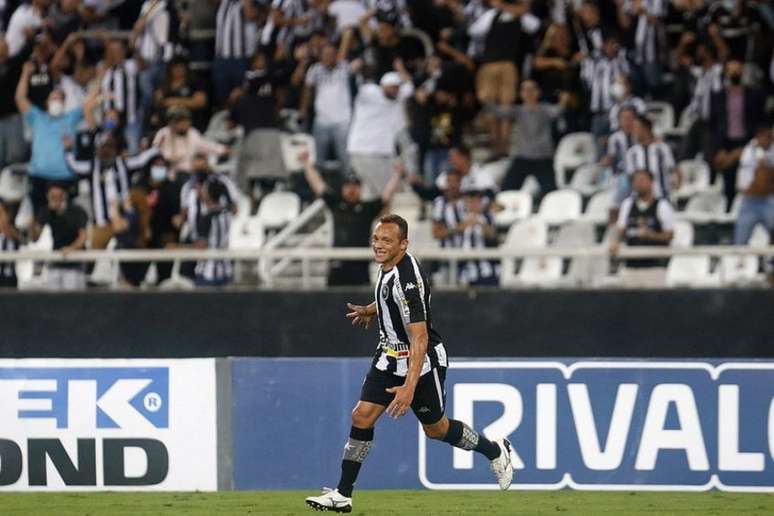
top-left (371, 223), bottom-right (406, 264)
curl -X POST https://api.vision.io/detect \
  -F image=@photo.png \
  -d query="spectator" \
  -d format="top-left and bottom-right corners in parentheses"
top-left (574, 0), bottom-right (606, 58)
top-left (436, 146), bottom-right (498, 200)
top-left (300, 34), bottom-right (359, 173)
top-left (533, 24), bottom-right (579, 103)
top-left (430, 168), bottom-right (464, 249)
top-left (25, 32), bottom-right (56, 110)
top-left (15, 60), bottom-right (86, 214)
top-left (581, 33), bottom-right (630, 151)
top-left (261, 0), bottom-right (318, 51)
top-left (610, 169), bottom-right (675, 288)
top-left (99, 37), bottom-right (142, 153)
top-left (32, 182), bottom-right (88, 291)
top-left (47, 0), bottom-right (83, 44)
top-left (153, 106), bottom-right (229, 176)
top-left (359, 8), bottom-right (423, 81)
top-left (625, 115), bottom-right (679, 199)
top-left (153, 56), bottom-right (208, 132)
top-left (346, 66), bottom-right (413, 200)
top-left (5, 0), bottom-right (49, 58)
top-left (602, 106), bottom-right (638, 219)
top-left (50, 34), bottom-right (96, 111)
top-left (213, 0), bottom-right (259, 106)
top-left (193, 180), bottom-right (234, 287)
top-left (501, 80), bottom-right (569, 199)
top-left (683, 42), bottom-right (723, 160)
top-left (131, 0), bottom-right (174, 114)
top-left (709, 59), bottom-right (765, 210)
top-left (0, 200), bottom-right (20, 288)
top-left (469, 0), bottom-right (537, 157)
top-left (230, 49), bottom-right (288, 195)
top-left (625, 0), bottom-right (668, 95)
top-left (301, 150), bottom-right (402, 286)
top-left (110, 189), bottom-right (151, 287)
top-left (64, 132), bottom-right (159, 249)
top-left (0, 38), bottom-right (30, 171)
top-left (459, 189), bottom-right (499, 287)
top-left (733, 125), bottom-right (773, 246)
top-left (60, 59), bottom-right (97, 114)
top-left (178, 153), bottom-right (239, 246)
top-left (608, 75), bottom-right (646, 131)
top-left (144, 155), bottom-right (182, 284)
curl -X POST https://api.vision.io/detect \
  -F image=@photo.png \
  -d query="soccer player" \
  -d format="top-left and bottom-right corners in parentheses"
top-left (305, 214), bottom-right (513, 513)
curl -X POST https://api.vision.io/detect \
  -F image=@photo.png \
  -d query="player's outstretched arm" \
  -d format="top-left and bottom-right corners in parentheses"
top-left (346, 302), bottom-right (376, 329)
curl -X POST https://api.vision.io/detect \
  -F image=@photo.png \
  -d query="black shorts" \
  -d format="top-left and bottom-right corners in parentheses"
top-left (359, 366), bottom-right (447, 425)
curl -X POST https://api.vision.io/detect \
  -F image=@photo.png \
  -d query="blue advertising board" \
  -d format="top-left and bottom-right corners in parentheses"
top-left (232, 358), bottom-right (774, 492)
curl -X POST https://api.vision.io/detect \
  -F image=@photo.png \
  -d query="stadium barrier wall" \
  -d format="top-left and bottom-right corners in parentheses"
top-left (0, 358), bottom-right (219, 491)
top-left (231, 357), bottom-right (774, 492)
top-left (1, 289), bottom-right (772, 358)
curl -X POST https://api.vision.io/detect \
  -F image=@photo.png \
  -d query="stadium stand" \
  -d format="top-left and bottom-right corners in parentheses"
top-left (0, 0), bottom-right (769, 290)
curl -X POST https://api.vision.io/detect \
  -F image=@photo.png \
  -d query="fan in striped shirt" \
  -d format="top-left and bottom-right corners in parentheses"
top-left (0, 200), bottom-right (20, 289)
top-left (624, 116), bottom-right (681, 200)
top-left (602, 106), bottom-right (638, 216)
top-left (305, 214), bottom-right (514, 513)
top-left (194, 180), bottom-right (233, 287)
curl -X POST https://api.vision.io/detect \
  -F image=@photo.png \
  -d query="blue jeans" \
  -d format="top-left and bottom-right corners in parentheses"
top-left (124, 116), bottom-right (143, 155)
top-left (590, 113), bottom-right (610, 159)
top-left (734, 196), bottom-right (774, 245)
top-left (312, 122), bottom-right (349, 173)
top-left (139, 61), bottom-right (166, 113)
top-left (423, 148), bottom-right (450, 184)
top-left (212, 57), bottom-right (248, 107)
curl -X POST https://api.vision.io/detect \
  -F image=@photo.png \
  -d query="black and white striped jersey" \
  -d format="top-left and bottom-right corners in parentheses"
top-left (0, 234), bottom-right (19, 279)
top-left (624, 140), bottom-right (675, 198)
top-left (372, 253), bottom-right (447, 377)
top-left (101, 60), bottom-right (140, 124)
top-left (180, 173), bottom-right (238, 240)
top-left (689, 63), bottom-right (723, 121)
top-left (194, 208), bottom-right (233, 283)
top-left (216, 0), bottom-right (257, 59)
top-left (607, 129), bottom-right (635, 176)
top-left (431, 195), bottom-right (464, 248)
top-left (460, 212), bottom-right (498, 285)
top-left (631, 0), bottom-right (666, 65)
top-left (581, 52), bottom-right (630, 114)
top-left (66, 148), bottom-right (159, 226)
top-left (135, 0), bottom-right (173, 63)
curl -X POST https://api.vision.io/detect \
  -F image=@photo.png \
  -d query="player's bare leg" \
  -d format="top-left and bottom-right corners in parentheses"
top-left (423, 415), bottom-right (514, 490)
top-left (306, 401), bottom-right (385, 512)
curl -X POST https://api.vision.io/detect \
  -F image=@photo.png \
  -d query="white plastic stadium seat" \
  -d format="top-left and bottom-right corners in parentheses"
top-left (229, 216), bottom-right (265, 250)
top-left (494, 190), bottom-right (533, 228)
top-left (674, 160), bottom-right (710, 200)
top-left (536, 189), bottom-right (582, 225)
top-left (645, 101), bottom-right (675, 136)
top-left (679, 192), bottom-right (726, 224)
top-left (500, 219), bottom-right (562, 287)
top-left (256, 191), bottom-right (301, 231)
top-left (280, 132), bottom-right (316, 172)
top-left (16, 225), bottom-right (53, 289)
top-left (715, 194), bottom-right (742, 224)
top-left (553, 132), bottom-right (596, 188)
top-left (13, 195), bottom-right (34, 231)
top-left (582, 190), bottom-right (612, 225)
top-left (0, 163), bottom-right (28, 202)
top-left (554, 221), bottom-right (600, 286)
top-left (519, 175), bottom-right (541, 198)
top-left (478, 158), bottom-right (511, 186)
top-left (719, 254), bottom-right (760, 286)
top-left (569, 163), bottom-right (608, 197)
top-left (671, 220), bottom-right (694, 248)
top-left (666, 255), bottom-right (718, 287)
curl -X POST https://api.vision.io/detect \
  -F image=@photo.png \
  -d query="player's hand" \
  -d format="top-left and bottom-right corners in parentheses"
top-left (346, 303), bottom-right (374, 329)
top-left (385, 383), bottom-right (414, 419)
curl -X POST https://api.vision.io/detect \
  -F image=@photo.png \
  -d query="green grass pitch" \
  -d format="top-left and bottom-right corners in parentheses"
top-left (1, 491), bottom-right (774, 515)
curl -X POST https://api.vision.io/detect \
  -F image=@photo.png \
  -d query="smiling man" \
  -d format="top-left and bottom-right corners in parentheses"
top-left (305, 214), bottom-right (513, 513)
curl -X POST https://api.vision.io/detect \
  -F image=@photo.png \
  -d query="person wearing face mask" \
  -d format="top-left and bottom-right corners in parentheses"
top-left (709, 59), bottom-right (765, 210)
top-left (153, 106), bottom-right (230, 176)
top-left (607, 75), bottom-right (646, 132)
top-left (346, 65), bottom-right (414, 201)
top-left (609, 169), bottom-right (675, 288)
top-left (16, 60), bottom-right (99, 215)
top-left (64, 132), bottom-right (160, 250)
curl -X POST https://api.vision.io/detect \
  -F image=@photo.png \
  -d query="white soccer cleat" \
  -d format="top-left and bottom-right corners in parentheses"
top-left (490, 438), bottom-right (514, 490)
top-left (305, 487), bottom-right (353, 513)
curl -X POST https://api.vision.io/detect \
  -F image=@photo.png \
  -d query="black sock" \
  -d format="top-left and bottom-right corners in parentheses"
top-left (336, 426), bottom-right (374, 497)
top-left (442, 419), bottom-right (501, 461)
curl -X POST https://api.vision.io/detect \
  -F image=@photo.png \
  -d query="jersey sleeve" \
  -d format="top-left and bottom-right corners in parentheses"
top-left (396, 257), bottom-right (427, 324)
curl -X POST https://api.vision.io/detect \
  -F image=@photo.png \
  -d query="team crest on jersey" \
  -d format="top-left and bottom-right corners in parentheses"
top-left (381, 284), bottom-right (390, 300)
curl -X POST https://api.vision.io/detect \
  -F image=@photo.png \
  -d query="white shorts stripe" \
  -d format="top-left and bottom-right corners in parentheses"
top-left (432, 368), bottom-right (444, 411)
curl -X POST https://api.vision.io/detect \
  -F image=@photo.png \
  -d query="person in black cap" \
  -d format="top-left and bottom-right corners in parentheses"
top-left (300, 150), bottom-right (403, 286)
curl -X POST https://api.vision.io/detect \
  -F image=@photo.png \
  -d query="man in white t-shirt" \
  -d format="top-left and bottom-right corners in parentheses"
top-left (346, 67), bottom-right (413, 200)
top-left (302, 41), bottom-right (359, 174)
top-left (733, 125), bottom-right (774, 246)
top-left (5, 0), bottom-right (48, 57)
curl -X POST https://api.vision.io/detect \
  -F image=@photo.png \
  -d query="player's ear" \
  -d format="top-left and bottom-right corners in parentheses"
top-left (400, 239), bottom-right (408, 251)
